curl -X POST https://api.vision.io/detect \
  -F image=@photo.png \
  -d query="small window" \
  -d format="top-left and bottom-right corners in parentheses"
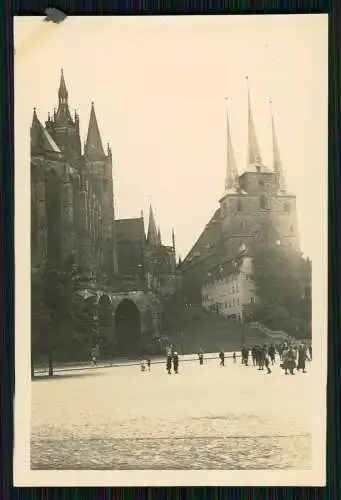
top-left (237, 200), bottom-right (242, 212)
top-left (233, 298), bottom-right (235, 306)
top-left (232, 286), bottom-right (235, 294)
top-left (236, 284), bottom-right (239, 293)
top-left (237, 297), bottom-right (240, 305)
top-left (250, 297), bottom-right (255, 304)
top-left (290, 225), bottom-right (294, 235)
top-left (284, 202), bottom-right (290, 213)
top-left (259, 180), bottom-right (264, 187)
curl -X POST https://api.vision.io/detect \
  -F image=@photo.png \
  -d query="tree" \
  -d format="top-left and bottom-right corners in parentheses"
top-left (31, 264), bottom-right (95, 376)
top-left (250, 244), bottom-right (312, 338)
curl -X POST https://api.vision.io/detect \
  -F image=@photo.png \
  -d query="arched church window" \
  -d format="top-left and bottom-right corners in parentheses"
top-left (260, 194), bottom-right (267, 209)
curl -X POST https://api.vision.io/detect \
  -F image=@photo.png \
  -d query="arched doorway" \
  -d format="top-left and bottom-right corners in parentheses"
top-left (115, 299), bottom-right (141, 355)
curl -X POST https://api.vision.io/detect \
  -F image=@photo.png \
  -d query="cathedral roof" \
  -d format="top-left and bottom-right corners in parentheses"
top-left (182, 209), bottom-right (222, 269)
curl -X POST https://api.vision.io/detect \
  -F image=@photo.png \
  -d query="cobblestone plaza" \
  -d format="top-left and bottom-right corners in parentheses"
top-left (31, 356), bottom-right (312, 470)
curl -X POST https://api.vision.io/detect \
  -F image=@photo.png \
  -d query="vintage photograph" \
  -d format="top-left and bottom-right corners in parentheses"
top-left (14, 14), bottom-right (327, 485)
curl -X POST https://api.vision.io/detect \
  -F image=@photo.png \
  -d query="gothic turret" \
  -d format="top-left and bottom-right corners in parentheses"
top-left (55, 69), bottom-right (73, 125)
top-left (157, 226), bottom-right (162, 246)
top-left (49, 70), bottom-right (82, 162)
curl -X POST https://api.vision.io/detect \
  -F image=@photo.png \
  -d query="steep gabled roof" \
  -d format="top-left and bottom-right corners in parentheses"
top-left (182, 209), bottom-right (222, 270)
top-left (31, 109), bottom-right (62, 154)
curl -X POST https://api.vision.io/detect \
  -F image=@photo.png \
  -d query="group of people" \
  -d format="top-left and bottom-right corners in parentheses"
top-left (166, 347), bottom-right (179, 374)
top-left (239, 342), bottom-right (311, 375)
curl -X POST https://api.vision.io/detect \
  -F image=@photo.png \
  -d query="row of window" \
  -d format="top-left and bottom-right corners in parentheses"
top-left (222, 198), bottom-right (291, 213)
top-left (203, 295), bottom-right (255, 307)
top-left (204, 274), bottom-right (250, 289)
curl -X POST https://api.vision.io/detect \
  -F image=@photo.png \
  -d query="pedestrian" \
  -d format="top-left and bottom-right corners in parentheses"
top-left (166, 353), bottom-right (172, 374)
top-left (140, 359), bottom-right (146, 372)
top-left (198, 349), bottom-right (204, 365)
top-left (258, 346), bottom-right (265, 371)
top-left (263, 346), bottom-right (272, 374)
top-left (233, 352), bottom-right (236, 363)
top-left (219, 351), bottom-right (225, 366)
top-left (173, 351), bottom-right (179, 374)
top-left (297, 344), bottom-right (307, 373)
top-left (147, 358), bottom-right (151, 371)
top-left (251, 346), bottom-right (257, 366)
top-left (268, 344), bottom-right (276, 365)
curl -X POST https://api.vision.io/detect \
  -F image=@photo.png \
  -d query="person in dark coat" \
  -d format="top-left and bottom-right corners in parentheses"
top-left (251, 346), bottom-right (257, 366)
top-left (268, 344), bottom-right (276, 365)
top-left (166, 353), bottom-right (172, 374)
top-left (147, 358), bottom-right (151, 371)
top-left (219, 351), bottom-right (225, 366)
top-left (258, 346), bottom-right (265, 370)
top-left (198, 349), bottom-right (204, 365)
top-left (297, 344), bottom-right (307, 373)
top-left (173, 352), bottom-right (179, 374)
top-left (232, 352), bottom-right (236, 363)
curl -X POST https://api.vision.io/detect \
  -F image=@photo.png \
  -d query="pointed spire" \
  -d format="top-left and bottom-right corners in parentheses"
top-left (55, 70), bottom-right (72, 124)
top-left (84, 102), bottom-right (105, 158)
top-left (224, 98), bottom-right (239, 190)
top-left (246, 77), bottom-right (263, 168)
top-left (270, 101), bottom-right (287, 193)
top-left (58, 69), bottom-right (68, 102)
top-left (147, 204), bottom-right (158, 247)
top-left (31, 108), bottom-right (61, 155)
top-left (172, 227), bottom-right (175, 251)
top-left (157, 226), bottom-right (162, 246)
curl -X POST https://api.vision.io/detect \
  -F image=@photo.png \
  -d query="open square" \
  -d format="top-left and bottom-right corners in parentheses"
top-left (31, 356), bottom-right (312, 470)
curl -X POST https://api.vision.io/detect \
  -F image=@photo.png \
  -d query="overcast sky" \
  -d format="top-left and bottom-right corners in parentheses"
top-left (14, 15), bottom-right (327, 261)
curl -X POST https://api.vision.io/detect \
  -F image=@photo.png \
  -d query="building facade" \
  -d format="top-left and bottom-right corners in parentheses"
top-left (201, 253), bottom-right (255, 322)
top-left (182, 82), bottom-right (301, 312)
top-left (31, 71), bottom-right (178, 349)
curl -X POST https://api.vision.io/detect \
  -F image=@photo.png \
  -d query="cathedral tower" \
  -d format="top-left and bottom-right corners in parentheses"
top-left (84, 102), bottom-right (118, 276)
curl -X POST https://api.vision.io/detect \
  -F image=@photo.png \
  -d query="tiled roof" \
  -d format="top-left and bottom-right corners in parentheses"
top-left (182, 209), bottom-right (222, 269)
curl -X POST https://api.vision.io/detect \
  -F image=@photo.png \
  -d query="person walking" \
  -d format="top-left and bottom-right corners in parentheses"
top-left (146, 358), bottom-right (151, 371)
top-left (219, 351), bottom-right (225, 366)
top-left (297, 344), bottom-right (307, 373)
top-left (173, 351), bottom-right (179, 374)
top-left (232, 352), bottom-right (237, 363)
top-left (268, 344), bottom-right (276, 365)
top-left (166, 352), bottom-right (172, 374)
top-left (198, 349), bottom-right (204, 365)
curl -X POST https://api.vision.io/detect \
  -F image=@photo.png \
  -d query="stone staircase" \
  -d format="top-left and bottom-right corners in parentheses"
top-left (160, 297), bottom-right (269, 354)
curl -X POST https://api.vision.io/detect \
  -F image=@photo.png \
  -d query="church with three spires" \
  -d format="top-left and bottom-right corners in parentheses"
top-left (181, 79), bottom-right (301, 320)
top-left (31, 71), bottom-right (177, 342)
